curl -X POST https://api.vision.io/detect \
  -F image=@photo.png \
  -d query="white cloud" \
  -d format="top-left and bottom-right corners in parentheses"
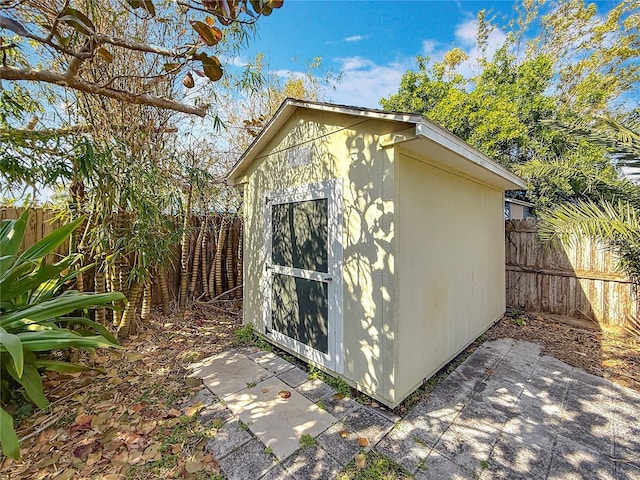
top-left (453, 18), bottom-right (507, 77)
top-left (327, 56), bottom-right (411, 108)
top-left (344, 35), bottom-right (367, 43)
top-left (421, 39), bottom-right (440, 56)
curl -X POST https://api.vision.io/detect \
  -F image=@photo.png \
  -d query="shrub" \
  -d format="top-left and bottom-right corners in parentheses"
top-left (0, 211), bottom-right (124, 459)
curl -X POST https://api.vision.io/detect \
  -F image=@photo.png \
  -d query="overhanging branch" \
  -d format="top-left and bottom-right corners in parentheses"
top-left (0, 66), bottom-right (207, 117)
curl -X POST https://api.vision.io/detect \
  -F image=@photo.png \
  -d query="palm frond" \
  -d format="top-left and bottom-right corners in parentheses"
top-left (538, 199), bottom-right (640, 246)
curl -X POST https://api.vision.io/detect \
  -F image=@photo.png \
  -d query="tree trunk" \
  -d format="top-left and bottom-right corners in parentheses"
top-left (117, 281), bottom-right (142, 339)
top-left (226, 220), bottom-right (236, 291)
top-left (94, 266), bottom-right (106, 324)
top-left (141, 283), bottom-right (151, 324)
top-left (208, 219), bottom-right (219, 299)
top-left (214, 216), bottom-right (230, 297)
top-left (111, 264), bottom-right (124, 326)
top-left (200, 218), bottom-right (209, 299)
top-left (179, 187), bottom-right (193, 309)
top-left (189, 218), bottom-right (206, 297)
top-left (236, 221), bottom-right (243, 299)
top-left (157, 268), bottom-right (171, 314)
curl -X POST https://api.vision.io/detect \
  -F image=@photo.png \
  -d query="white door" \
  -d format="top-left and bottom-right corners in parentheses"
top-left (264, 179), bottom-right (343, 373)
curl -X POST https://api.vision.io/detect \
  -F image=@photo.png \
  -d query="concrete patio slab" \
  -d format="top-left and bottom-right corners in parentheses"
top-left (281, 445), bottom-right (343, 480)
top-left (190, 350), bottom-right (272, 398)
top-left (249, 350), bottom-right (296, 375)
top-left (192, 339), bottom-right (640, 480)
top-left (222, 375), bottom-right (337, 460)
top-left (276, 366), bottom-right (309, 388)
top-left (217, 438), bottom-right (279, 480)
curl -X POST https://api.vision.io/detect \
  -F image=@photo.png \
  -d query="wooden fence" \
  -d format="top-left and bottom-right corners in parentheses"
top-left (0, 207), bottom-right (68, 257)
top-left (505, 219), bottom-right (639, 327)
top-left (1, 207), bottom-right (242, 307)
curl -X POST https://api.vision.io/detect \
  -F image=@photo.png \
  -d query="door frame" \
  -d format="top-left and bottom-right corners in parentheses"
top-left (263, 178), bottom-right (344, 374)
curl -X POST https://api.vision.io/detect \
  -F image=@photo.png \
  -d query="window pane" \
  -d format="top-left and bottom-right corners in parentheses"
top-left (271, 273), bottom-right (328, 354)
top-left (272, 198), bottom-right (328, 273)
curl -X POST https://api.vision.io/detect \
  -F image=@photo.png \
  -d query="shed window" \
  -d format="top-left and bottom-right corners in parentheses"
top-left (271, 198), bottom-right (328, 273)
top-left (271, 273), bottom-right (329, 354)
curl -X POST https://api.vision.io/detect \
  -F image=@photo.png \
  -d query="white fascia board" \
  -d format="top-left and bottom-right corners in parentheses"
top-left (415, 121), bottom-right (526, 190)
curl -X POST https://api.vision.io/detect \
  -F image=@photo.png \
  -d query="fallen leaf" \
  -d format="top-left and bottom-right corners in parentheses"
top-left (185, 403), bottom-right (203, 417)
top-left (136, 420), bottom-right (157, 435)
top-left (339, 430), bottom-right (349, 438)
top-left (185, 460), bottom-right (203, 473)
top-left (357, 437), bottom-right (369, 447)
top-left (111, 449), bottom-right (129, 465)
top-left (278, 390), bottom-right (291, 399)
top-left (185, 377), bottom-right (202, 387)
top-left (142, 442), bottom-right (162, 461)
top-left (55, 469), bottom-right (77, 480)
top-left (261, 388), bottom-right (270, 394)
top-left (170, 444), bottom-right (182, 454)
top-left (73, 441), bottom-right (99, 460)
top-left (166, 408), bottom-right (181, 418)
top-left (86, 451), bottom-right (102, 467)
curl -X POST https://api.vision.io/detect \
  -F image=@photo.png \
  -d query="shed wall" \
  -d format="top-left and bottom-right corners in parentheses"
top-left (241, 110), bottom-right (402, 403)
top-left (395, 150), bottom-right (505, 404)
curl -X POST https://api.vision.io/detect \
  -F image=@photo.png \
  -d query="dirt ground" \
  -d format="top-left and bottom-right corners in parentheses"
top-left (1, 306), bottom-right (638, 479)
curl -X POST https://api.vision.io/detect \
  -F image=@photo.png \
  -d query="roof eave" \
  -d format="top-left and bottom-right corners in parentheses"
top-left (415, 120), bottom-right (527, 190)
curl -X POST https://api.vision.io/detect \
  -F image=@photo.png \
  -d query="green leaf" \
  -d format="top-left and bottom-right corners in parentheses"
top-left (31, 359), bottom-right (97, 373)
top-left (0, 326), bottom-right (23, 378)
top-left (56, 316), bottom-right (119, 345)
top-left (60, 7), bottom-right (95, 36)
top-left (18, 216), bottom-right (84, 265)
top-left (1, 291), bottom-right (124, 330)
top-left (163, 63), bottom-right (181, 73)
top-left (0, 211), bottom-right (27, 277)
top-left (7, 363), bottom-right (49, 409)
top-left (15, 329), bottom-right (117, 352)
top-left (200, 53), bottom-right (223, 81)
top-left (0, 407), bottom-right (20, 460)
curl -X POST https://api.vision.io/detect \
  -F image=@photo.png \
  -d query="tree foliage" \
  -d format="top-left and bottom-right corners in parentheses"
top-left (380, 0), bottom-right (639, 208)
top-left (1, 0), bottom-right (284, 117)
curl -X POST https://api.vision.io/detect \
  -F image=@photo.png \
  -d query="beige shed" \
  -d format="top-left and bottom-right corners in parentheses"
top-left (227, 99), bottom-right (525, 408)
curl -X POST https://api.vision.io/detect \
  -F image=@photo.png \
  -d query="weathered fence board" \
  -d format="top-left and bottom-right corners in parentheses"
top-left (506, 219), bottom-right (639, 327)
top-left (0, 207), bottom-right (67, 258)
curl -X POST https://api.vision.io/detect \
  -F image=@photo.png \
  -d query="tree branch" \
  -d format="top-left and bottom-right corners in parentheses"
top-left (0, 66), bottom-right (207, 117)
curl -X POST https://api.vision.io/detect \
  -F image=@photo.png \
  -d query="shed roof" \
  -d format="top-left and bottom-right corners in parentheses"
top-left (227, 98), bottom-right (526, 191)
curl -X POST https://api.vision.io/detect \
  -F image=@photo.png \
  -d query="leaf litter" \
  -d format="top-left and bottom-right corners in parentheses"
top-left (0, 304), bottom-right (241, 479)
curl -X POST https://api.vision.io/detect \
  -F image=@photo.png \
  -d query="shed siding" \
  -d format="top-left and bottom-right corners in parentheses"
top-left (242, 110), bottom-right (401, 403)
top-left (395, 151), bottom-right (505, 404)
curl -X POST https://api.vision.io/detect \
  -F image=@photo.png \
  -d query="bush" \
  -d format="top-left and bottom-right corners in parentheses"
top-left (0, 211), bottom-right (124, 459)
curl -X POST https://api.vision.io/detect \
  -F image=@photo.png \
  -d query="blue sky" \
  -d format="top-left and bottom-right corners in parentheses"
top-left (240, 0), bottom-right (621, 108)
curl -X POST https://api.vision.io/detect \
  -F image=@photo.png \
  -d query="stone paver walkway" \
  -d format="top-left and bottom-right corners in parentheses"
top-left (185, 339), bottom-right (640, 480)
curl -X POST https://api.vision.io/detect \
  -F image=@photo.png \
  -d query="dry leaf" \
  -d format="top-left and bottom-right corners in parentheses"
top-left (111, 449), bottom-right (129, 465)
top-left (136, 420), bottom-right (157, 435)
top-left (170, 444), bottom-right (181, 454)
top-left (166, 408), bottom-right (181, 418)
top-left (185, 460), bottom-right (203, 473)
top-left (142, 442), bottom-right (162, 461)
top-left (339, 430), bottom-right (349, 438)
top-left (357, 437), bottom-right (369, 447)
top-left (261, 388), bottom-right (270, 394)
top-left (86, 451), bottom-right (102, 467)
top-left (184, 403), bottom-right (203, 417)
top-left (278, 390), bottom-right (291, 399)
